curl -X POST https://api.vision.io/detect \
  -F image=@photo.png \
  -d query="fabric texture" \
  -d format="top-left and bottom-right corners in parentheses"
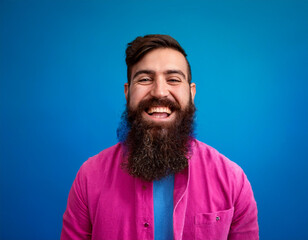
top-left (153, 175), bottom-right (174, 240)
top-left (61, 139), bottom-right (259, 240)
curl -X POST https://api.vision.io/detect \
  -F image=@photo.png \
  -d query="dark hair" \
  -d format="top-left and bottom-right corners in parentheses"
top-left (125, 34), bottom-right (192, 85)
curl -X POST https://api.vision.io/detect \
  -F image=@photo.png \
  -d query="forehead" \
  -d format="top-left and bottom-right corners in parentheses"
top-left (131, 48), bottom-right (188, 78)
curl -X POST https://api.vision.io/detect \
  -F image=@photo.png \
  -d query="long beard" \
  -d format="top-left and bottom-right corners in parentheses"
top-left (117, 97), bottom-right (196, 181)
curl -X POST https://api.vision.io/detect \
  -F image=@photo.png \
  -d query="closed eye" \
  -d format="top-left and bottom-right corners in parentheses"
top-left (167, 78), bottom-right (181, 84)
top-left (137, 78), bottom-right (153, 84)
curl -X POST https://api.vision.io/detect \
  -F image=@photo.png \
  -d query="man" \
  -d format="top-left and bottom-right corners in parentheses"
top-left (61, 34), bottom-right (259, 240)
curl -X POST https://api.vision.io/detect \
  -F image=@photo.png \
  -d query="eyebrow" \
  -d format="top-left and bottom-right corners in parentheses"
top-left (165, 70), bottom-right (186, 79)
top-left (132, 69), bottom-right (186, 80)
top-left (132, 70), bottom-right (155, 80)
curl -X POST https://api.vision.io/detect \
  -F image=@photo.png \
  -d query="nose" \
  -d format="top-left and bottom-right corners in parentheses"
top-left (150, 78), bottom-right (169, 98)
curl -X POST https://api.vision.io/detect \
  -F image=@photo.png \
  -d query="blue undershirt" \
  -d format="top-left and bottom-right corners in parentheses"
top-left (153, 175), bottom-right (174, 240)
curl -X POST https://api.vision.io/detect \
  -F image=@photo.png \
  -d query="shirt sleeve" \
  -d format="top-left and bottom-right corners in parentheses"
top-left (61, 166), bottom-right (92, 240)
top-left (228, 171), bottom-right (259, 240)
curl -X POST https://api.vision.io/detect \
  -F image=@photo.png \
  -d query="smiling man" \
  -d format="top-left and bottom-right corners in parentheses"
top-left (61, 34), bottom-right (259, 240)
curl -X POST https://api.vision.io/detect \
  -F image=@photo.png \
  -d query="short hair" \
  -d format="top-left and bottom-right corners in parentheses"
top-left (125, 34), bottom-right (192, 85)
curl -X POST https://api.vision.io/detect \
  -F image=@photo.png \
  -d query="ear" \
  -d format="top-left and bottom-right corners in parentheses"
top-left (190, 83), bottom-right (196, 102)
top-left (124, 83), bottom-right (129, 101)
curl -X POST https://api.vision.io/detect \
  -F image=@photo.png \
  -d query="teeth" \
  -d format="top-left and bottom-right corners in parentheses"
top-left (148, 107), bottom-right (172, 114)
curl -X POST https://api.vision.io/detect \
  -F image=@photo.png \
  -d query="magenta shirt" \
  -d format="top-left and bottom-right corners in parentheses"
top-left (61, 140), bottom-right (259, 240)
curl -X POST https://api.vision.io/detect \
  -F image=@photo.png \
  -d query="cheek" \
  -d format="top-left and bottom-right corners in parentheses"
top-left (174, 88), bottom-right (191, 106)
top-left (128, 88), bottom-right (147, 108)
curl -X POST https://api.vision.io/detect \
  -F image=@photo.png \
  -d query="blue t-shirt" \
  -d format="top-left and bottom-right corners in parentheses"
top-left (153, 175), bottom-right (174, 240)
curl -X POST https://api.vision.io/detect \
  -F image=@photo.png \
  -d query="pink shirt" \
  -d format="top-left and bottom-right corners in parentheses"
top-left (61, 140), bottom-right (259, 240)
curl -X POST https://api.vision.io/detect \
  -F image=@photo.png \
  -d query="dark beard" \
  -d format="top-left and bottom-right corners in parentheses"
top-left (117, 97), bottom-right (196, 182)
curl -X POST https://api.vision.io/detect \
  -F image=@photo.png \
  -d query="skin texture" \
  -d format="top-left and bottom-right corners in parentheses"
top-left (118, 48), bottom-right (197, 181)
top-left (124, 48), bottom-right (196, 125)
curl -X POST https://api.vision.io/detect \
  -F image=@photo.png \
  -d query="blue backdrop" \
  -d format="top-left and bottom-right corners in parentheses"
top-left (1, 0), bottom-right (307, 239)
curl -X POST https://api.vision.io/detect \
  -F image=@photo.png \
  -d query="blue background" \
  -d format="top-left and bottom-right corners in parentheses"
top-left (1, 0), bottom-right (307, 239)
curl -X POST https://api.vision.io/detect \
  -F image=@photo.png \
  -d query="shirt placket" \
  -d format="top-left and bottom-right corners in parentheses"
top-left (135, 178), bottom-right (154, 240)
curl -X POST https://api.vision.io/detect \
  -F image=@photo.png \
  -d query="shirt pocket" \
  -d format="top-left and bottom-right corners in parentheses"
top-left (194, 207), bottom-right (234, 240)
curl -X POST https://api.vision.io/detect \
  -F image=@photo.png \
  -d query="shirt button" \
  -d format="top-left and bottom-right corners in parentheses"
top-left (216, 216), bottom-right (220, 221)
top-left (144, 222), bottom-right (149, 227)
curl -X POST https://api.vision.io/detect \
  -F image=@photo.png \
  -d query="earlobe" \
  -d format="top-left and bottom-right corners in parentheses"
top-left (190, 83), bottom-right (196, 102)
top-left (124, 83), bottom-right (129, 100)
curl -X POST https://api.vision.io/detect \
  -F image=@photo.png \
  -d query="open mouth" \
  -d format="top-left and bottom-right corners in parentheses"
top-left (146, 106), bottom-right (172, 119)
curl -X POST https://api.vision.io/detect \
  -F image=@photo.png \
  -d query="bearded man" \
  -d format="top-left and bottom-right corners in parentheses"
top-left (61, 34), bottom-right (259, 240)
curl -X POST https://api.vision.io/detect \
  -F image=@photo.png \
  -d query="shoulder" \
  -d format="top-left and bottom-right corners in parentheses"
top-left (77, 143), bottom-right (124, 179)
top-left (191, 139), bottom-right (243, 175)
top-left (190, 139), bottom-right (250, 197)
top-left (190, 140), bottom-right (259, 238)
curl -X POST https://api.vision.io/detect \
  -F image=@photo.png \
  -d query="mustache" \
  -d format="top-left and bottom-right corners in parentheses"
top-left (118, 97), bottom-right (196, 181)
top-left (131, 97), bottom-right (181, 114)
